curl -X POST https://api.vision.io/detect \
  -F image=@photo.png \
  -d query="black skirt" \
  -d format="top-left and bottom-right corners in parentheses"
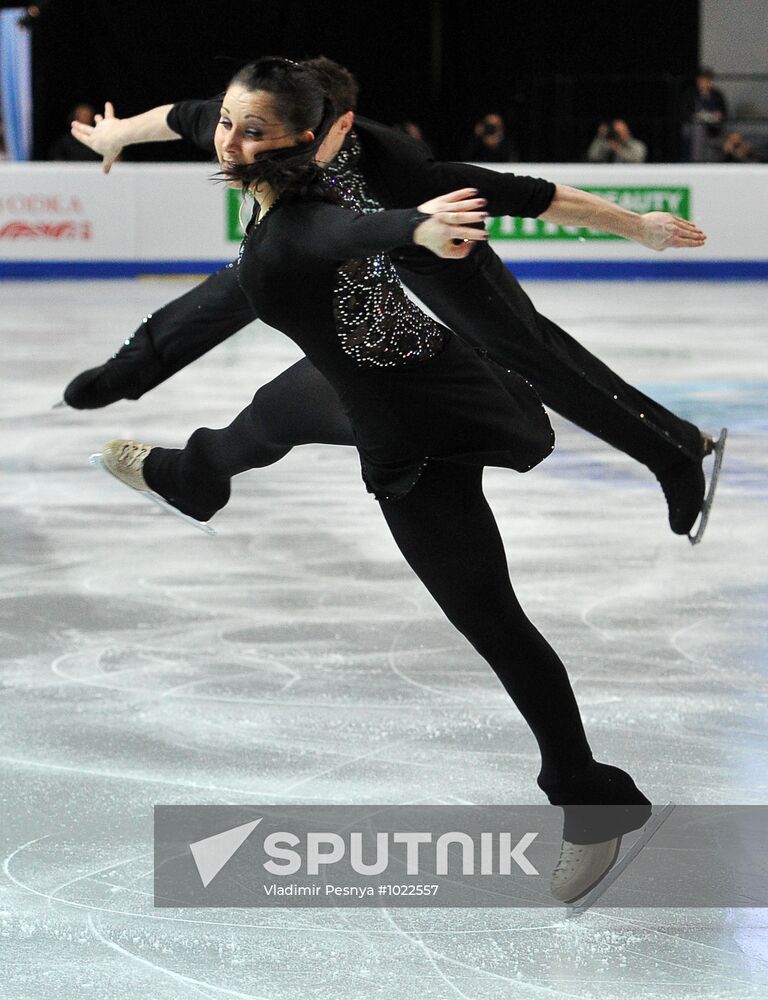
top-left (341, 334), bottom-right (555, 501)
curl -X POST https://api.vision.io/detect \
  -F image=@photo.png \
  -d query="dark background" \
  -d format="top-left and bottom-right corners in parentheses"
top-left (27, 0), bottom-right (700, 161)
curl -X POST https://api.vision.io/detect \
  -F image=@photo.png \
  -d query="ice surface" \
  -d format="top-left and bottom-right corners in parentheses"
top-left (1, 278), bottom-right (766, 998)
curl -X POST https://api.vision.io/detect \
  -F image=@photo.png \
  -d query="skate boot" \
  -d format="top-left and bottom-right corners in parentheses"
top-left (91, 439), bottom-right (217, 535)
top-left (539, 759), bottom-right (663, 910)
top-left (551, 802), bottom-right (675, 910)
top-left (550, 836), bottom-right (621, 904)
top-left (656, 429), bottom-right (727, 543)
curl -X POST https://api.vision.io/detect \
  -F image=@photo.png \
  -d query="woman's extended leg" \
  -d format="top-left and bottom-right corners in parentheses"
top-left (143, 357), bottom-right (354, 520)
top-left (378, 460), bottom-right (649, 818)
top-left (377, 461), bottom-right (593, 786)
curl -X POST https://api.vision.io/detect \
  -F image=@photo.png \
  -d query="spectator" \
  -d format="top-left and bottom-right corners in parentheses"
top-left (721, 130), bottom-right (761, 163)
top-left (682, 67), bottom-right (728, 162)
top-left (394, 120), bottom-right (433, 154)
top-left (463, 113), bottom-right (518, 163)
top-left (587, 119), bottom-right (647, 163)
top-left (48, 104), bottom-right (102, 161)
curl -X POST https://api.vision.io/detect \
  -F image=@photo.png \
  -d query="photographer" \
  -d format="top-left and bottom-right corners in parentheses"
top-left (587, 119), bottom-right (648, 163)
top-left (681, 67), bottom-right (729, 162)
top-left (463, 112), bottom-right (518, 162)
top-left (721, 129), bottom-right (761, 163)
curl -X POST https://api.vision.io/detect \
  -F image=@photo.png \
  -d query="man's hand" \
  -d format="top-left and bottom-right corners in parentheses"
top-left (637, 212), bottom-right (707, 252)
top-left (71, 101), bottom-right (124, 174)
top-left (541, 186), bottom-right (707, 249)
top-left (70, 101), bottom-right (178, 174)
top-left (414, 188), bottom-right (489, 259)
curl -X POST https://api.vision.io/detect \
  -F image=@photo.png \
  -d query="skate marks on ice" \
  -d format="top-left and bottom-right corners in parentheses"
top-left (6, 826), bottom-right (767, 1000)
top-left (1, 280), bottom-right (768, 997)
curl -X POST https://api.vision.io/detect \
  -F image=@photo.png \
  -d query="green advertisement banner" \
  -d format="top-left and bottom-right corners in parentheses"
top-left (227, 189), bottom-right (247, 241)
top-left (228, 185), bottom-right (691, 243)
top-left (486, 186), bottom-right (691, 241)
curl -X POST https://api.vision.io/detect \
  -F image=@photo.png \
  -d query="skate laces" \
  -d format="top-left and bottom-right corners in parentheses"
top-left (552, 841), bottom-right (585, 878)
top-left (117, 441), bottom-right (150, 470)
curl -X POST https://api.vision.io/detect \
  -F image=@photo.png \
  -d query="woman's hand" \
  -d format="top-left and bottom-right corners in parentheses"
top-left (637, 212), bottom-right (707, 251)
top-left (414, 188), bottom-right (489, 258)
top-left (70, 102), bottom-right (125, 174)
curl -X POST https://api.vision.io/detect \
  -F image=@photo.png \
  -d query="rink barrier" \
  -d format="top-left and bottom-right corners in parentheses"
top-left (0, 259), bottom-right (229, 278)
top-left (1, 162), bottom-right (768, 279)
top-left (1, 259), bottom-right (768, 280)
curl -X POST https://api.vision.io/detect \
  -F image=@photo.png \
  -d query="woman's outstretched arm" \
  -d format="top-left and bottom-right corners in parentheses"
top-left (306, 189), bottom-right (489, 261)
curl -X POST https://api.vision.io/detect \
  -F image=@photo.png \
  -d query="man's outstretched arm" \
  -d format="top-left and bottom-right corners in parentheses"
top-left (539, 184), bottom-right (706, 251)
top-left (71, 101), bottom-right (181, 174)
top-left (354, 119), bottom-right (707, 251)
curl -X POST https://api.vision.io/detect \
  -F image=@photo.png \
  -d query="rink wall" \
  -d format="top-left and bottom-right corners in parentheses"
top-left (0, 162), bottom-right (767, 279)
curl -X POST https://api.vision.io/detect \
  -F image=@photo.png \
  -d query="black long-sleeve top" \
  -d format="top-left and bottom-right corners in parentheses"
top-left (237, 198), bottom-right (553, 499)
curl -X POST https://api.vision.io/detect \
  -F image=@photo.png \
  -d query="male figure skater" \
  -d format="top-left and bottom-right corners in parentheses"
top-left (66, 57), bottom-right (724, 542)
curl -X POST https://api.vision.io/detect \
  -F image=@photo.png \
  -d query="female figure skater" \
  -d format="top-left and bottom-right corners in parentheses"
top-left (96, 59), bottom-right (652, 903)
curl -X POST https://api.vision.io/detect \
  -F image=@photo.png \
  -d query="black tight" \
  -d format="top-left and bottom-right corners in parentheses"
top-left (378, 461), bottom-right (593, 785)
top-left (237, 360), bottom-right (355, 452)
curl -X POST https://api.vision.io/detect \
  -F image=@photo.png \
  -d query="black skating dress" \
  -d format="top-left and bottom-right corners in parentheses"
top-left (237, 197), bottom-right (554, 500)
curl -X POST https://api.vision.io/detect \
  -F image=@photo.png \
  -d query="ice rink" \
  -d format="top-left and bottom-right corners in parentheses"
top-left (1, 276), bottom-right (767, 998)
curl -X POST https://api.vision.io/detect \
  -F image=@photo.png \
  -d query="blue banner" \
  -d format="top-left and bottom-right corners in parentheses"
top-left (0, 8), bottom-right (33, 161)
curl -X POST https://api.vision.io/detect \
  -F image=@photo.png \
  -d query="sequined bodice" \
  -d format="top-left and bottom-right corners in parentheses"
top-left (322, 135), bottom-right (446, 369)
top-left (322, 135), bottom-right (383, 215)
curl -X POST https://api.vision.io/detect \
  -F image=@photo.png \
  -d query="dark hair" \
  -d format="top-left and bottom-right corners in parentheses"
top-left (697, 66), bottom-right (715, 79)
top-left (222, 57), bottom-right (337, 202)
top-left (303, 56), bottom-right (359, 115)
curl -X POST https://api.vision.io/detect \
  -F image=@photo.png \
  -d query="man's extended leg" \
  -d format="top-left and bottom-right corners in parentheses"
top-left (400, 249), bottom-right (703, 468)
top-left (71, 245), bottom-right (717, 533)
top-left (64, 264), bottom-right (255, 408)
